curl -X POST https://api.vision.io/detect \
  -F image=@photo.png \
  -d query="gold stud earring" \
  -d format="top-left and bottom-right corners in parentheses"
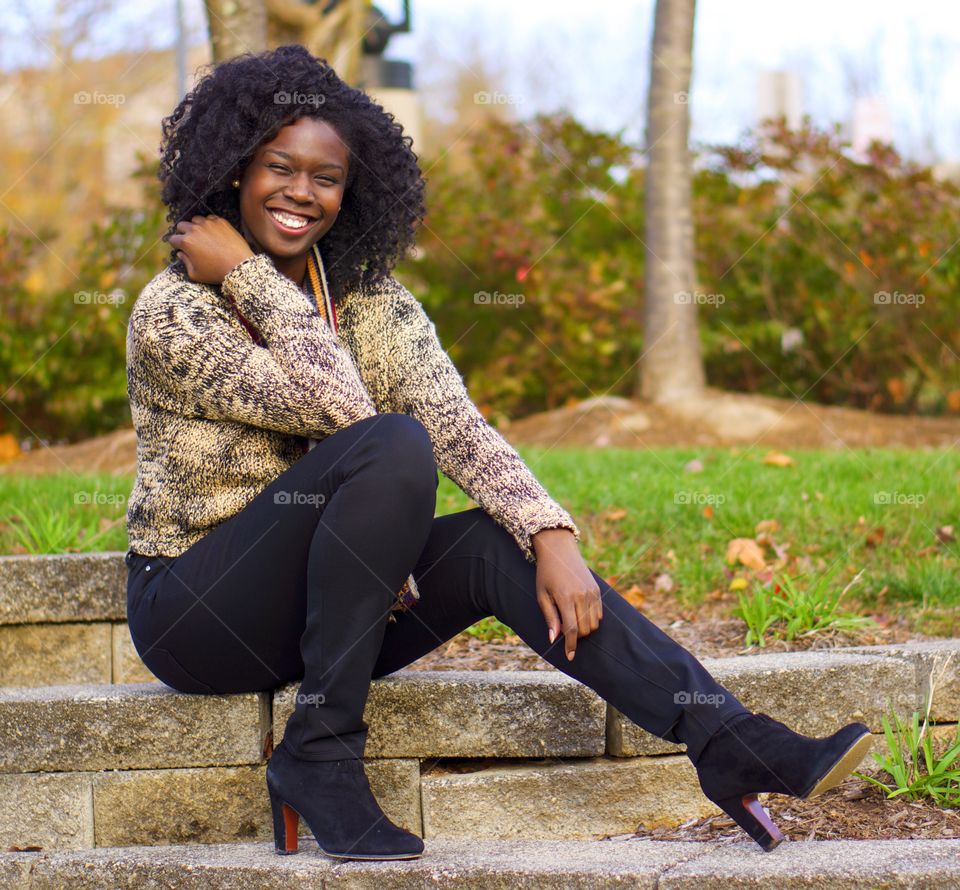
top-left (232, 179), bottom-right (240, 188)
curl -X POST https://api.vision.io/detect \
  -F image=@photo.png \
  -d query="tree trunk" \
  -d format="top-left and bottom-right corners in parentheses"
top-left (204, 0), bottom-right (267, 62)
top-left (638, 0), bottom-right (705, 403)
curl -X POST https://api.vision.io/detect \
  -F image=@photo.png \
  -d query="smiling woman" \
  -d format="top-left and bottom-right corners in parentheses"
top-left (124, 42), bottom-right (876, 869)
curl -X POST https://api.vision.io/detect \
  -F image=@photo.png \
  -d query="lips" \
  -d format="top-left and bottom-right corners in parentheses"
top-left (266, 206), bottom-right (318, 236)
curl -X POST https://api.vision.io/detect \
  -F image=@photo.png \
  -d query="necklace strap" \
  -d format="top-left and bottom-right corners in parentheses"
top-left (307, 244), bottom-right (337, 332)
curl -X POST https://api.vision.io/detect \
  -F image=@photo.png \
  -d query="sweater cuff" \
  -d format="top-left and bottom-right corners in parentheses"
top-left (221, 253), bottom-right (309, 331)
top-left (514, 504), bottom-right (581, 564)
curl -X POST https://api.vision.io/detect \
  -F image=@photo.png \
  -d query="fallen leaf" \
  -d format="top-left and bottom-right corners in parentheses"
top-left (604, 508), bottom-right (628, 522)
top-left (725, 538), bottom-right (767, 571)
top-left (755, 519), bottom-right (781, 534)
top-left (762, 451), bottom-right (795, 467)
top-left (937, 525), bottom-right (955, 543)
top-left (622, 584), bottom-right (645, 608)
top-left (654, 573), bottom-right (674, 594)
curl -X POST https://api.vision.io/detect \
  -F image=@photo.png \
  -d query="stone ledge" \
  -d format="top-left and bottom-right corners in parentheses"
top-left (657, 837), bottom-right (960, 888)
top-left (274, 670), bottom-right (608, 758)
top-left (834, 639), bottom-right (960, 722)
top-left (420, 754), bottom-right (720, 840)
top-left (609, 651), bottom-right (921, 756)
top-left (0, 684), bottom-right (269, 773)
top-left (0, 623), bottom-right (112, 687)
top-left (1, 837), bottom-right (959, 889)
top-left (0, 552), bottom-right (126, 625)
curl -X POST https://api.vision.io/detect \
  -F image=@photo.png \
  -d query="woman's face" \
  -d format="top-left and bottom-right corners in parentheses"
top-left (237, 116), bottom-right (350, 274)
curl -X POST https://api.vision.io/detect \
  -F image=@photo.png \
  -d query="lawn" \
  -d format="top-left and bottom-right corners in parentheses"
top-left (2, 446), bottom-right (958, 634)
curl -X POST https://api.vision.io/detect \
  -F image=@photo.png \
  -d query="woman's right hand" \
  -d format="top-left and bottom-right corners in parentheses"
top-left (169, 215), bottom-right (255, 285)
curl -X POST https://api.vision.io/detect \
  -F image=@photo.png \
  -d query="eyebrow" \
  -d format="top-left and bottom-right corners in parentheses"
top-left (264, 148), bottom-right (345, 172)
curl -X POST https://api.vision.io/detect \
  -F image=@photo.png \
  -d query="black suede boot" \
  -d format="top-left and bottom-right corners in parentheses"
top-left (266, 739), bottom-right (424, 860)
top-left (691, 712), bottom-right (873, 851)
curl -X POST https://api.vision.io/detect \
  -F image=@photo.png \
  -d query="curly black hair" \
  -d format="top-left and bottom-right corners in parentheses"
top-left (157, 43), bottom-right (425, 300)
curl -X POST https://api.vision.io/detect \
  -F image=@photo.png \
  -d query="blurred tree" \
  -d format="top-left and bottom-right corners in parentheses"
top-left (204, 0), bottom-right (375, 80)
top-left (639, 0), bottom-right (705, 402)
top-left (204, 0), bottom-right (267, 61)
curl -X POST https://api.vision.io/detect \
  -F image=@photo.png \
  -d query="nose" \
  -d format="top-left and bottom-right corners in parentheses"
top-left (283, 172), bottom-right (315, 203)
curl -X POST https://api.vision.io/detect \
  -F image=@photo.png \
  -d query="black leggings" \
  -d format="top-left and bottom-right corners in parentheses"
top-left (126, 413), bottom-right (749, 763)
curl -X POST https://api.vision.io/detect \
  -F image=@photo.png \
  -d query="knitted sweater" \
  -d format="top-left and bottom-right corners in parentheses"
top-left (125, 252), bottom-right (581, 586)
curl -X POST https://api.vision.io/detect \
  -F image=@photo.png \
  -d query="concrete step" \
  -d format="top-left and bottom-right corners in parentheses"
top-left (2, 837), bottom-right (959, 889)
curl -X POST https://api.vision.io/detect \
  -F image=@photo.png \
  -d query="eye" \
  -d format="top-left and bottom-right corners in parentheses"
top-left (268, 164), bottom-right (291, 173)
top-left (315, 175), bottom-right (338, 184)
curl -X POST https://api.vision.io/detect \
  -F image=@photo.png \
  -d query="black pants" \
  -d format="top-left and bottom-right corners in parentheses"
top-left (126, 413), bottom-right (750, 763)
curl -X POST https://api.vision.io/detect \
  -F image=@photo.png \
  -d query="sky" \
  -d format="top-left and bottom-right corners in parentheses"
top-left (6, 0), bottom-right (960, 161)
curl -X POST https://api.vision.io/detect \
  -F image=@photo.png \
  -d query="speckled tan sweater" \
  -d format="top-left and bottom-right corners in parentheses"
top-left (125, 252), bottom-right (580, 607)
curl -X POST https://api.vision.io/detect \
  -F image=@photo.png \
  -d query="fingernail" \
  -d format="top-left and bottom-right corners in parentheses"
top-left (567, 650), bottom-right (574, 661)
top-left (548, 629), bottom-right (556, 644)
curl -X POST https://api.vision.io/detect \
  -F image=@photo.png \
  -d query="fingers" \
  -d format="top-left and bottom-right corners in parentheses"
top-left (562, 585), bottom-right (604, 661)
top-left (536, 589), bottom-right (562, 647)
top-left (561, 599), bottom-right (579, 660)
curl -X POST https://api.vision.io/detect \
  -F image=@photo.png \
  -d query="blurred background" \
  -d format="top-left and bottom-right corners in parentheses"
top-left (2, 0), bottom-right (960, 457)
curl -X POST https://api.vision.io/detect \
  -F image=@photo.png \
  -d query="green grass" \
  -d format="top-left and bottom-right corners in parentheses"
top-left (856, 700), bottom-right (960, 808)
top-left (2, 447), bottom-right (958, 633)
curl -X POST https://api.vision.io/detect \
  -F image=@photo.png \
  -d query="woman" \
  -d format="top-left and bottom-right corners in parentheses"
top-left (125, 44), bottom-right (872, 861)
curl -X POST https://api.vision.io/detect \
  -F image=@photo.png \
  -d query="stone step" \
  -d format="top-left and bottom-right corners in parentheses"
top-left (3, 676), bottom-right (956, 852)
top-left (0, 554), bottom-right (125, 625)
top-left (0, 552), bottom-right (145, 687)
top-left (2, 837), bottom-right (959, 889)
top-left (273, 670), bottom-right (607, 758)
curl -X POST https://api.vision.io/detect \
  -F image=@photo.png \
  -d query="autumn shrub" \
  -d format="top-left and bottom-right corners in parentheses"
top-left (695, 118), bottom-right (960, 414)
top-left (400, 113), bottom-right (647, 424)
top-left (5, 114), bottom-right (960, 445)
top-left (0, 154), bottom-right (168, 442)
top-left (411, 114), bottom-right (960, 420)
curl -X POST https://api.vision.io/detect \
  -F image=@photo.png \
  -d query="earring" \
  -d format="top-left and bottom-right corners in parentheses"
top-left (232, 179), bottom-right (240, 188)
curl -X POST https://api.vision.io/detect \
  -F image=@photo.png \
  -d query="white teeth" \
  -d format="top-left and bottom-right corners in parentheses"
top-left (269, 209), bottom-right (311, 229)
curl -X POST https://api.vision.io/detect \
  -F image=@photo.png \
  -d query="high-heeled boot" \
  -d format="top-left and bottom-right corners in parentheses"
top-left (691, 712), bottom-right (873, 851)
top-left (266, 738), bottom-right (425, 860)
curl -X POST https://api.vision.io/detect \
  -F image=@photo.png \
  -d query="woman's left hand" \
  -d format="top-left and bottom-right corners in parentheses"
top-left (532, 528), bottom-right (602, 661)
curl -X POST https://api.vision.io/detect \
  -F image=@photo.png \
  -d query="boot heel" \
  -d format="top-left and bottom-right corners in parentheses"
top-left (268, 782), bottom-right (300, 855)
top-left (714, 793), bottom-right (784, 852)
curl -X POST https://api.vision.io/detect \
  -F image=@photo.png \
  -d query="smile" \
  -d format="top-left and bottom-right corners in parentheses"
top-left (267, 207), bottom-right (317, 234)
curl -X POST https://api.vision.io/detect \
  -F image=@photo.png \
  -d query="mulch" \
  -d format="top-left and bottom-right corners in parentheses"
top-left (629, 773), bottom-right (960, 843)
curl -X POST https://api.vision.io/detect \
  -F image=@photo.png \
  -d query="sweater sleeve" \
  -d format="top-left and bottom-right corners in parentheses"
top-left (128, 254), bottom-right (378, 437)
top-left (373, 275), bottom-right (581, 563)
